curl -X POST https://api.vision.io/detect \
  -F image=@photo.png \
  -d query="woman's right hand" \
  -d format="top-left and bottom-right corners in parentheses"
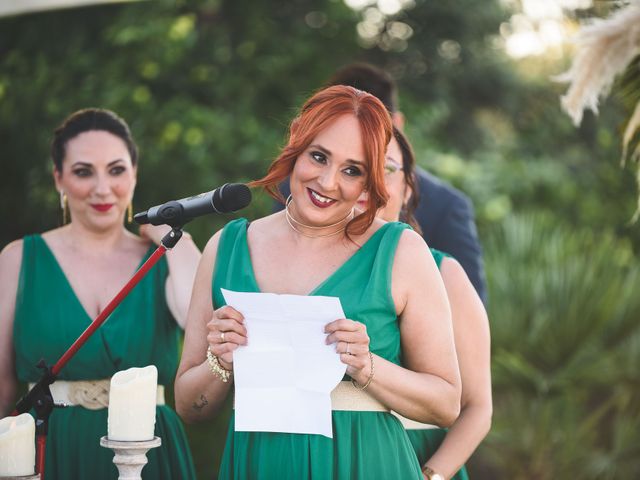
top-left (206, 305), bottom-right (246, 369)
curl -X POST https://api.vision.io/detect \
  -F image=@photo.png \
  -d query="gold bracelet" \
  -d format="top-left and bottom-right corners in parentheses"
top-left (206, 346), bottom-right (232, 383)
top-left (351, 351), bottom-right (374, 390)
top-left (421, 465), bottom-right (444, 480)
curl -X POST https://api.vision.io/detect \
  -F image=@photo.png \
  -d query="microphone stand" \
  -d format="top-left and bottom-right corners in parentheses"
top-left (11, 227), bottom-right (185, 479)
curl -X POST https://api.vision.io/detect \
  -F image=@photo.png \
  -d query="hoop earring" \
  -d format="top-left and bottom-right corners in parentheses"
top-left (127, 202), bottom-right (133, 224)
top-left (60, 191), bottom-right (68, 224)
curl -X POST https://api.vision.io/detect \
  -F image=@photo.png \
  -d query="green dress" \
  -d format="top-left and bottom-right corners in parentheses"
top-left (213, 218), bottom-right (423, 480)
top-left (404, 248), bottom-right (470, 480)
top-left (13, 235), bottom-right (196, 480)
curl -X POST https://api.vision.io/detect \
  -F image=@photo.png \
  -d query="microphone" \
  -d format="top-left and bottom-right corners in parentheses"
top-left (134, 183), bottom-right (252, 227)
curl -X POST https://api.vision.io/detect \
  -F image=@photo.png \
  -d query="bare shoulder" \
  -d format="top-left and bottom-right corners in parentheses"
top-left (440, 257), bottom-right (479, 297)
top-left (203, 214), bottom-right (267, 261)
top-left (190, 229), bottom-right (224, 303)
top-left (391, 228), bottom-right (438, 309)
top-left (0, 239), bottom-right (25, 312)
top-left (440, 256), bottom-right (469, 284)
top-left (0, 239), bottom-right (24, 275)
top-left (203, 228), bottom-right (224, 257)
top-left (440, 256), bottom-right (486, 315)
top-left (398, 226), bottom-right (428, 247)
top-left (394, 228), bottom-right (430, 265)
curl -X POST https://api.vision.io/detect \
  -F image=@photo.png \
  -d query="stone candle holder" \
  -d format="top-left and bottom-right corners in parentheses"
top-left (99, 436), bottom-right (161, 480)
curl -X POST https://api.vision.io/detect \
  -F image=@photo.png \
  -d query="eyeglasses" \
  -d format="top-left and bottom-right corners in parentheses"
top-left (384, 160), bottom-right (403, 177)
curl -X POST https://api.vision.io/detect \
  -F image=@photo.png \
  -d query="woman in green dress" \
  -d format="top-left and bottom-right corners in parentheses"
top-left (175, 85), bottom-right (462, 479)
top-left (0, 108), bottom-right (199, 479)
top-left (365, 127), bottom-right (492, 480)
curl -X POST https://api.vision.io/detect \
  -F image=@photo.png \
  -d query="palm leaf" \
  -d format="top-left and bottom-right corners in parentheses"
top-left (481, 214), bottom-right (640, 478)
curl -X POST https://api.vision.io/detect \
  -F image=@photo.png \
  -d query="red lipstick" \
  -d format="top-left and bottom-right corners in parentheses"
top-left (307, 188), bottom-right (336, 208)
top-left (91, 204), bottom-right (114, 212)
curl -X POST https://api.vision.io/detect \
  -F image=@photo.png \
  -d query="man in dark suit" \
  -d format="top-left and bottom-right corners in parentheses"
top-left (278, 63), bottom-right (487, 303)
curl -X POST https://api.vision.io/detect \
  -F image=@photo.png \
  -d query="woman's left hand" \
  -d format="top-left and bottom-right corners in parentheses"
top-left (325, 319), bottom-right (371, 384)
top-left (139, 224), bottom-right (171, 246)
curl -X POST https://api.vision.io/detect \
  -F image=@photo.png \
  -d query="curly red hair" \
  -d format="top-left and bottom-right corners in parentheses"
top-left (250, 85), bottom-right (392, 237)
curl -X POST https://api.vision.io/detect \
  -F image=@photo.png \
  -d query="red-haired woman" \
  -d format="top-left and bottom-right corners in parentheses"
top-left (175, 85), bottom-right (461, 479)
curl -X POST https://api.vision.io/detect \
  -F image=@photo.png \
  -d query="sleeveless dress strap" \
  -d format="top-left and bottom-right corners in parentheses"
top-left (17, 235), bottom-right (37, 297)
top-left (367, 222), bottom-right (410, 310)
top-left (429, 247), bottom-right (452, 270)
top-left (212, 218), bottom-right (252, 308)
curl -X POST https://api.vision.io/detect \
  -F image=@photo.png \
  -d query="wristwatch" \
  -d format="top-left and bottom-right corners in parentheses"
top-left (422, 465), bottom-right (444, 480)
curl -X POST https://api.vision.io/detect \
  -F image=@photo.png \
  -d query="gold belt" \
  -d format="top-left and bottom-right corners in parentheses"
top-left (28, 380), bottom-right (165, 410)
top-left (330, 381), bottom-right (388, 412)
top-left (391, 411), bottom-right (438, 430)
top-left (331, 382), bottom-right (438, 427)
top-left (331, 382), bottom-right (437, 427)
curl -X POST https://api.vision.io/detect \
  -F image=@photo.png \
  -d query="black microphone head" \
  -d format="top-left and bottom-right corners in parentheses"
top-left (133, 211), bottom-right (149, 225)
top-left (213, 183), bottom-right (252, 213)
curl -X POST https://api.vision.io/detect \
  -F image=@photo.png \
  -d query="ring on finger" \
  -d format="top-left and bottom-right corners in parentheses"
top-left (346, 342), bottom-right (351, 355)
top-left (220, 332), bottom-right (225, 343)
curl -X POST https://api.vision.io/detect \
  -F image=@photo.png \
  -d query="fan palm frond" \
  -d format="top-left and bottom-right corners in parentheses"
top-left (481, 214), bottom-right (640, 478)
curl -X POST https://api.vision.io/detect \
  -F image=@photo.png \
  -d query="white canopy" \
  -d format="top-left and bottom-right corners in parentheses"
top-left (0, 0), bottom-right (143, 17)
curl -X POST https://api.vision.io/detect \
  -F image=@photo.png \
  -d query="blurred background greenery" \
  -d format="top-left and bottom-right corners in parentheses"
top-left (2, 0), bottom-right (639, 478)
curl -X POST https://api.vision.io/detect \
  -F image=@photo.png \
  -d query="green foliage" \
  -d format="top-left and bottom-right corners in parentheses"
top-left (402, 68), bottom-right (640, 249)
top-left (353, 0), bottom-right (515, 154)
top-left (479, 214), bottom-right (640, 479)
top-left (2, 1), bottom-right (640, 478)
top-left (0, 0), bottom-right (362, 246)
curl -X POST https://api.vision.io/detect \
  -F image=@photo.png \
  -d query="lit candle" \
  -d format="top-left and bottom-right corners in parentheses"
top-left (0, 413), bottom-right (35, 476)
top-left (107, 365), bottom-right (158, 441)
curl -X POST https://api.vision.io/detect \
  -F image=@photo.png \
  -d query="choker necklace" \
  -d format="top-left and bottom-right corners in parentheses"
top-left (285, 195), bottom-right (354, 238)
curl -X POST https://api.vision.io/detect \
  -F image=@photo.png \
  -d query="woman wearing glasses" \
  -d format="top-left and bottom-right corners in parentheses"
top-left (360, 127), bottom-right (492, 480)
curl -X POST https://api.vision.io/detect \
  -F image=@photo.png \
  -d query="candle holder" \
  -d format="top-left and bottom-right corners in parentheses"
top-left (0, 475), bottom-right (40, 479)
top-left (99, 436), bottom-right (161, 480)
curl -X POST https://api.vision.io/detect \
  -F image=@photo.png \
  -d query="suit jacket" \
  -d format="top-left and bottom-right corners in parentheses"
top-left (413, 167), bottom-right (486, 304)
top-left (275, 168), bottom-right (487, 304)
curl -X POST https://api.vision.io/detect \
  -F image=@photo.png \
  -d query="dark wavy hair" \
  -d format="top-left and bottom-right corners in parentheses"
top-left (51, 108), bottom-right (138, 171)
top-left (327, 62), bottom-right (398, 113)
top-left (393, 127), bottom-right (421, 235)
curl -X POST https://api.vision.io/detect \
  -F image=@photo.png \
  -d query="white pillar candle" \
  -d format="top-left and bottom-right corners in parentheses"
top-left (0, 413), bottom-right (35, 476)
top-left (108, 365), bottom-right (158, 441)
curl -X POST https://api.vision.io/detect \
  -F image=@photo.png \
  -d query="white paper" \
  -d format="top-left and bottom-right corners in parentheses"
top-left (221, 289), bottom-right (347, 438)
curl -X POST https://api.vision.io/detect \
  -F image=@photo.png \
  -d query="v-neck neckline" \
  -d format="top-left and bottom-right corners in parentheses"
top-left (36, 235), bottom-right (154, 322)
top-left (240, 221), bottom-right (393, 296)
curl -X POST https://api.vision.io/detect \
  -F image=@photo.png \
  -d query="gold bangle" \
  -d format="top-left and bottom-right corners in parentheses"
top-left (206, 346), bottom-right (232, 383)
top-left (351, 351), bottom-right (374, 390)
top-left (421, 465), bottom-right (443, 480)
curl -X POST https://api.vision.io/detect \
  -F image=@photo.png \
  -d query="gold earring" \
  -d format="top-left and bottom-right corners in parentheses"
top-left (60, 191), bottom-right (68, 224)
top-left (127, 202), bottom-right (133, 224)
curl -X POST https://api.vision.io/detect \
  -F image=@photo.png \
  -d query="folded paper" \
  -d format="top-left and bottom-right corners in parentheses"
top-left (222, 289), bottom-right (347, 438)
